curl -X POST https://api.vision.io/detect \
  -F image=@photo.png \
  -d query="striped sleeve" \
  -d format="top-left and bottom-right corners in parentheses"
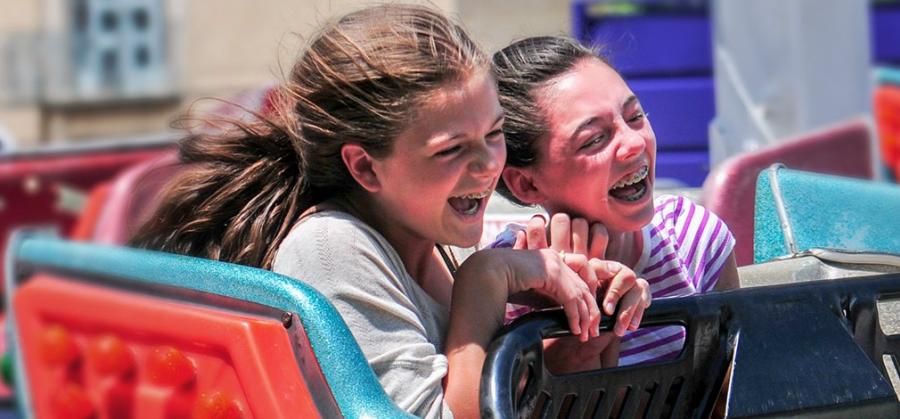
top-left (669, 197), bottom-right (735, 293)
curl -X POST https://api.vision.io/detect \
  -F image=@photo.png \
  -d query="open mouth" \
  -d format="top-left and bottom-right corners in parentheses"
top-left (448, 189), bottom-right (491, 217)
top-left (609, 166), bottom-right (649, 202)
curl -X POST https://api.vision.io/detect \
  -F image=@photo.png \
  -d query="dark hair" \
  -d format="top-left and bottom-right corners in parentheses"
top-left (131, 4), bottom-right (488, 269)
top-left (491, 36), bottom-right (609, 205)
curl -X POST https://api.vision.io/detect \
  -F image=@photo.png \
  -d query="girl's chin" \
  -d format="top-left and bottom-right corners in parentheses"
top-left (447, 226), bottom-right (484, 248)
top-left (596, 205), bottom-right (654, 233)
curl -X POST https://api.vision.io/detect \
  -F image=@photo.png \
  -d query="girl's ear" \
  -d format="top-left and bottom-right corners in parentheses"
top-left (501, 166), bottom-right (546, 205)
top-left (341, 144), bottom-right (381, 192)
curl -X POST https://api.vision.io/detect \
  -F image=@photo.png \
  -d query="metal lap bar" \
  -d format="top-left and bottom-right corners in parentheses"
top-left (481, 274), bottom-right (900, 418)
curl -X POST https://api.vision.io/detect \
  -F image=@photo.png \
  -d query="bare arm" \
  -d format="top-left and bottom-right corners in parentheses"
top-left (714, 251), bottom-right (741, 291)
top-left (443, 252), bottom-right (508, 419)
top-left (443, 248), bottom-right (600, 418)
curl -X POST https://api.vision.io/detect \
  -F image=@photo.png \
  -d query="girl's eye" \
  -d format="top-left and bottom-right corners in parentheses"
top-left (628, 111), bottom-right (647, 123)
top-left (578, 133), bottom-right (608, 150)
top-left (435, 145), bottom-right (462, 157)
top-left (487, 129), bottom-right (504, 141)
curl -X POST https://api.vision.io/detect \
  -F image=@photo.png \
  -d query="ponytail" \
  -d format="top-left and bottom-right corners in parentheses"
top-left (131, 103), bottom-right (310, 269)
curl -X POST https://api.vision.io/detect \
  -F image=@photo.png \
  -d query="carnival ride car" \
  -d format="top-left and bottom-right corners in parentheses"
top-left (3, 137), bottom-right (900, 418)
top-left (0, 82), bottom-right (898, 418)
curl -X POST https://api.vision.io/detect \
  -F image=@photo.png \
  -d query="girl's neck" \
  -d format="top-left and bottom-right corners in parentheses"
top-left (604, 228), bottom-right (643, 269)
top-left (336, 193), bottom-right (453, 303)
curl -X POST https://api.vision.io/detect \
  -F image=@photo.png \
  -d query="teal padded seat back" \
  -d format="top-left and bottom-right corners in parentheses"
top-left (701, 119), bottom-right (873, 266)
top-left (876, 66), bottom-right (900, 86)
top-left (7, 235), bottom-right (414, 419)
top-left (754, 166), bottom-right (900, 263)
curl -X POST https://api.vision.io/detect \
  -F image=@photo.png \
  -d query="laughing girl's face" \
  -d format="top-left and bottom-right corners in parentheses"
top-left (520, 58), bottom-right (656, 232)
top-left (370, 70), bottom-right (506, 248)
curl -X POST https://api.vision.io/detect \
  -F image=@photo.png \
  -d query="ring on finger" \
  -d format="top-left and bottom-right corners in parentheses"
top-left (558, 249), bottom-right (566, 262)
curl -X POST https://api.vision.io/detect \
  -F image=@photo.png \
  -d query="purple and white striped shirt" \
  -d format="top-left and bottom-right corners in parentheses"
top-left (496, 195), bottom-right (735, 366)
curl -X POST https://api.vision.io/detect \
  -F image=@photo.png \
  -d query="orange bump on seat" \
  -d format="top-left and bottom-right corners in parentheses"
top-left (40, 325), bottom-right (80, 366)
top-left (147, 347), bottom-right (196, 388)
top-left (194, 391), bottom-right (244, 419)
top-left (88, 334), bottom-right (135, 376)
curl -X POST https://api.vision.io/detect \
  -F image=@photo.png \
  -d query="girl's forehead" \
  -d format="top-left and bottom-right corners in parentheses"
top-left (537, 59), bottom-right (628, 106)
top-left (422, 70), bottom-right (494, 107)
top-left (394, 71), bottom-right (501, 145)
top-left (537, 62), bottom-right (633, 125)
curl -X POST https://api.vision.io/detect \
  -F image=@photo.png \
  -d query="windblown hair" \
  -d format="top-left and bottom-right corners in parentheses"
top-left (491, 36), bottom-right (609, 205)
top-left (131, 4), bottom-right (488, 269)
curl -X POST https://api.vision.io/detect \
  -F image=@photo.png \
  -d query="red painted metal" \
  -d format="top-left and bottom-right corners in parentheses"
top-left (875, 85), bottom-right (900, 180)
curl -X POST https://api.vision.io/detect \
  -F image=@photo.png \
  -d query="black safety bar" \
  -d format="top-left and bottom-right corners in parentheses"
top-left (481, 273), bottom-right (900, 418)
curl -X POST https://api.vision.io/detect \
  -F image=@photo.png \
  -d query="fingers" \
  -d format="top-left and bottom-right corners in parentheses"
top-left (588, 223), bottom-right (609, 260)
top-left (526, 215), bottom-right (549, 249)
top-left (577, 298), bottom-right (591, 342)
top-left (640, 278), bottom-right (652, 308)
top-left (614, 285), bottom-right (644, 337)
top-left (572, 218), bottom-right (589, 256)
top-left (592, 260), bottom-right (629, 315)
top-left (551, 259), bottom-right (600, 341)
top-left (523, 213), bottom-right (596, 261)
top-left (549, 214), bottom-right (592, 259)
top-left (560, 284), bottom-right (600, 342)
top-left (549, 213), bottom-right (571, 252)
top-left (561, 298), bottom-right (583, 339)
top-left (586, 258), bottom-right (607, 299)
top-left (513, 230), bottom-right (527, 250)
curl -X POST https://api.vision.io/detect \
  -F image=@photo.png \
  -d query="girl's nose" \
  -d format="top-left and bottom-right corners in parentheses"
top-left (469, 141), bottom-right (503, 178)
top-left (615, 129), bottom-right (646, 162)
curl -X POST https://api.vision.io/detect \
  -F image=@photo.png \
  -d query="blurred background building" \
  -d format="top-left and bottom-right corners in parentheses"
top-left (0, 0), bottom-right (571, 149)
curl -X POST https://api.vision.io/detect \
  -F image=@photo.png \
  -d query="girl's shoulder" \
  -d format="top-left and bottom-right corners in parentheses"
top-left (652, 194), bottom-right (691, 218)
top-left (646, 194), bottom-right (732, 242)
top-left (288, 210), bottom-right (387, 246)
top-left (275, 209), bottom-right (402, 272)
top-left (650, 194), bottom-right (714, 226)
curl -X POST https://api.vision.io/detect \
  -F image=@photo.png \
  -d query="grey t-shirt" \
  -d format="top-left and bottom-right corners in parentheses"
top-left (273, 210), bottom-right (454, 418)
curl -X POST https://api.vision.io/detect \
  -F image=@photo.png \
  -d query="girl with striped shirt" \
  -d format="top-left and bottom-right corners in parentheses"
top-left (490, 36), bottom-right (739, 368)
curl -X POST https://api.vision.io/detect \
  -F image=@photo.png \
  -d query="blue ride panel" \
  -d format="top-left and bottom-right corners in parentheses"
top-left (655, 150), bottom-right (709, 187)
top-left (754, 166), bottom-right (900, 263)
top-left (571, 1), bottom-right (711, 77)
top-left (873, 2), bottom-right (900, 64)
top-left (630, 76), bottom-right (714, 151)
top-left (572, 1), bottom-right (714, 186)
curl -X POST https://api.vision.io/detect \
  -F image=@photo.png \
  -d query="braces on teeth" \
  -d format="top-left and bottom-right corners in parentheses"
top-left (611, 166), bottom-right (649, 189)
top-left (455, 190), bottom-right (490, 200)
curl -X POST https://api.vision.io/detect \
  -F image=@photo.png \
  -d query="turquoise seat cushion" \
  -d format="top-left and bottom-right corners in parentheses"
top-left (754, 166), bottom-right (900, 263)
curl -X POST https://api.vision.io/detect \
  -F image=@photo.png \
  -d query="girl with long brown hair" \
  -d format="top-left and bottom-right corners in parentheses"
top-left (133, 6), bottom-right (650, 417)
